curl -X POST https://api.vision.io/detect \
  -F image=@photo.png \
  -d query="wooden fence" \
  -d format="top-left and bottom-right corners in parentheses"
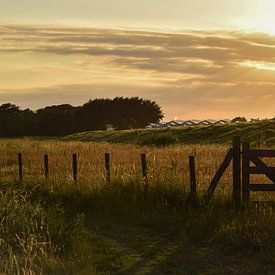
top-left (3, 137), bottom-right (275, 206)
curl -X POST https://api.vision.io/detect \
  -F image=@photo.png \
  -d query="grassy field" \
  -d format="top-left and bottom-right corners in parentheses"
top-left (63, 120), bottom-right (275, 147)
top-left (0, 139), bottom-right (275, 274)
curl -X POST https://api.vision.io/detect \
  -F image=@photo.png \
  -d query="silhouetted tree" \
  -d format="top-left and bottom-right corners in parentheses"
top-left (76, 97), bottom-right (163, 131)
top-left (0, 97), bottom-right (164, 136)
top-left (108, 97), bottom-right (163, 130)
top-left (36, 104), bottom-right (76, 136)
top-left (75, 99), bottom-right (111, 131)
top-left (20, 108), bottom-right (37, 136)
top-left (0, 103), bottom-right (24, 136)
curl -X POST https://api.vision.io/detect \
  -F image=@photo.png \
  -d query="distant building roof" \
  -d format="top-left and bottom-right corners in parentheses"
top-left (146, 119), bottom-right (232, 128)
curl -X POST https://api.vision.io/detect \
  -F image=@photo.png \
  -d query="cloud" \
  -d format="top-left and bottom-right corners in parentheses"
top-left (0, 24), bottom-right (275, 119)
top-left (1, 25), bottom-right (275, 78)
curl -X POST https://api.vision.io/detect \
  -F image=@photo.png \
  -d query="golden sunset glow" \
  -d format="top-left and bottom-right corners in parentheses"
top-left (0, 1), bottom-right (275, 119)
top-left (241, 61), bottom-right (275, 71)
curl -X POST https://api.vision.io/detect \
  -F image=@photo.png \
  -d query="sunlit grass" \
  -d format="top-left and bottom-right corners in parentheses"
top-left (0, 139), bottom-right (275, 273)
top-left (0, 139), bottom-right (231, 190)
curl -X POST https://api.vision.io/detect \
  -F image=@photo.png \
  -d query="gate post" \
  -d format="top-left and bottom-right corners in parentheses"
top-left (242, 142), bottom-right (250, 204)
top-left (233, 137), bottom-right (241, 207)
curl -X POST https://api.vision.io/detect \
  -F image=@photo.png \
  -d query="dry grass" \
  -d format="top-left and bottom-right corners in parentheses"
top-left (0, 138), bottom-right (274, 201)
top-left (1, 139), bottom-right (275, 273)
top-left (0, 139), bottom-right (230, 188)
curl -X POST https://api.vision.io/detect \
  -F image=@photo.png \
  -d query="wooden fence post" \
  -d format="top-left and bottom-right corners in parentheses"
top-left (141, 154), bottom-right (148, 192)
top-left (18, 153), bottom-right (23, 182)
top-left (44, 154), bottom-right (49, 180)
top-left (105, 153), bottom-right (111, 183)
top-left (233, 137), bottom-right (241, 207)
top-left (73, 154), bottom-right (78, 183)
top-left (189, 156), bottom-right (197, 198)
top-left (242, 142), bottom-right (250, 204)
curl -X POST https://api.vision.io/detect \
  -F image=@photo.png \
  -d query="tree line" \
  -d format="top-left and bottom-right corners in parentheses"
top-left (0, 97), bottom-right (164, 137)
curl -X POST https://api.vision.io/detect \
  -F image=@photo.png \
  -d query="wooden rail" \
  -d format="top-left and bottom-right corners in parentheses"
top-left (242, 141), bottom-right (275, 204)
top-left (249, 184), bottom-right (275, 192)
top-left (250, 157), bottom-right (275, 183)
top-left (247, 167), bottom-right (275, 175)
top-left (206, 148), bottom-right (233, 199)
top-left (244, 150), bottom-right (275, 158)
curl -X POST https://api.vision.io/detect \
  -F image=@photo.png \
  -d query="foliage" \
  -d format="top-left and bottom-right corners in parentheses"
top-left (36, 104), bottom-right (76, 136)
top-left (76, 97), bottom-right (163, 131)
top-left (0, 97), bottom-right (163, 137)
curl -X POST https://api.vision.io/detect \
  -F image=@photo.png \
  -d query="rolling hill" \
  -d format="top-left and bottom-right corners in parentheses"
top-left (63, 120), bottom-right (275, 147)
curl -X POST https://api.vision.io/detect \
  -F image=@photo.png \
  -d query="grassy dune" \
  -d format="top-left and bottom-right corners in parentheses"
top-left (64, 120), bottom-right (275, 147)
top-left (0, 139), bottom-right (275, 273)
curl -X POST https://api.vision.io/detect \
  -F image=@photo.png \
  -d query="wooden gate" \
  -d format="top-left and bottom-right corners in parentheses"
top-left (206, 137), bottom-right (275, 205)
top-left (206, 137), bottom-right (241, 205)
top-left (242, 142), bottom-right (275, 203)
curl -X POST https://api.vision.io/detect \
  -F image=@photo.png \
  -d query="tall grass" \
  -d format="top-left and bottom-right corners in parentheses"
top-left (0, 139), bottom-right (274, 199)
top-left (0, 139), bottom-right (231, 190)
top-left (1, 179), bottom-right (275, 273)
top-left (0, 183), bottom-right (98, 274)
top-left (0, 139), bottom-right (275, 273)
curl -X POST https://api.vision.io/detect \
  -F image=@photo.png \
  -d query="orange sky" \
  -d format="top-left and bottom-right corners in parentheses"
top-left (0, 1), bottom-right (275, 120)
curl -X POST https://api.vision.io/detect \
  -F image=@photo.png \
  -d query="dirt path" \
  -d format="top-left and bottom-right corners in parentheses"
top-left (86, 214), bottom-right (274, 274)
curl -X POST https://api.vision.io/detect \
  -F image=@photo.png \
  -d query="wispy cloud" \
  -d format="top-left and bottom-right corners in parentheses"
top-left (0, 24), bottom-right (275, 119)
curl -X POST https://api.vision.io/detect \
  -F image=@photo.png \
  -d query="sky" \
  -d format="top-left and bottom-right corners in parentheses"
top-left (0, 0), bottom-right (275, 120)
